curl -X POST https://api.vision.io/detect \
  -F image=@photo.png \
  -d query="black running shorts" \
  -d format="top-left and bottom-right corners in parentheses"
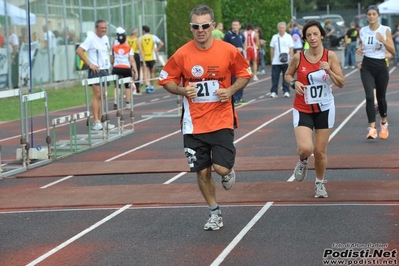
top-left (112, 67), bottom-right (132, 89)
top-left (144, 60), bottom-right (156, 69)
top-left (183, 129), bottom-right (235, 172)
top-left (88, 69), bottom-right (110, 87)
top-left (293, 108), bottom-right (335, 130)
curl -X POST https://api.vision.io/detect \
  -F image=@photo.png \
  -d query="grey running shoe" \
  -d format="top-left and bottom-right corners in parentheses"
top-left (294, 159), bottom-right (308, 182)
top-left (315, 180), bottom-right (328, 198)
top-left (125, 103), bottom-right (131, 109)
top-left (92, 121), bottom-right (103, 131)
top-left (204, 213), bottom-right (223, 231)
top-left (221, 169), bottom-right (235, 190)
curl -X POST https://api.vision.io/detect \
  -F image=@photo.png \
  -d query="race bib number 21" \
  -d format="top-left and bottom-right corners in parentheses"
top-left (304, 84), bottom-right (332, 104)
top-left (192, 80), bottom-right (220, 103)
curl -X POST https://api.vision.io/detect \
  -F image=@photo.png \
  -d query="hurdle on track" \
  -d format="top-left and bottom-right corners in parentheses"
top-left (0, 89), bottom-right (52, 178)
top-left (114, 76), bottom-right (135, 135)
top-left (50, 75), bottom-right (135, 160)
top-left (51, 111), bottom-right (102, 159)
top-left (20, 91), bottom-right (52, 166)
top-left (82, 75), bottom-right (120, 140)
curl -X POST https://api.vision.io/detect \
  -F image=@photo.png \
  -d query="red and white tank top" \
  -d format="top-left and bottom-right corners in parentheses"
top-left (245, 31), bottom-right (257, 51)
top-left (293, 48), bottom-right (334, 113)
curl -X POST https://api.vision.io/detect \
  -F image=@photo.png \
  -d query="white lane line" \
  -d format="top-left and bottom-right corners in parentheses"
top-left (234, 108), bottom-right (292, 144)
top-left (26, 204), bottom-right (131, 266)
top-left (329, 99), bottom-right (365, 140)
top-left (165, 108), bottom-right (293, 184)
top-left (40, 175), bottom-right (74, 189)
top-left (234, 99), bottom-right (256, 109)
top-left (1, 202), bottom-right (398, 214)
top-left (164, 172), bottom-right (187, 184)
top-left (210, 202), bottom-right (274, 266)
top-left (105, 130), bottom-right (181, 162)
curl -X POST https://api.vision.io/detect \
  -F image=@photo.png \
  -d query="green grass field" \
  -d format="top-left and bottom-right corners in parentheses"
top-left (0, 85), bottom-right (115, 122)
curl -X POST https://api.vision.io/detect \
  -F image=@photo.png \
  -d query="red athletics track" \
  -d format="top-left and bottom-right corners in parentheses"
top-left (0, 65), bottom-right (398, 266)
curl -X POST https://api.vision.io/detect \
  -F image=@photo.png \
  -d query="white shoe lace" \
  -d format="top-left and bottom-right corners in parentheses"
top-left (297, 161), bottom-right (307, 175)
top-left (222, 173), bottom-right (232, 182)
top-left (206, 213), bottom-right (221, 227)
top-left (315, 180), bottom-right (327, 193)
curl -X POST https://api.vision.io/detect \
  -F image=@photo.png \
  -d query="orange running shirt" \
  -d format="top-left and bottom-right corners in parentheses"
top-left (294, 48), bottom-right (334, 113)
top-left (158, 39), bottom-right (252, 134)
top-left (112, 43), bottom-right (133, 69)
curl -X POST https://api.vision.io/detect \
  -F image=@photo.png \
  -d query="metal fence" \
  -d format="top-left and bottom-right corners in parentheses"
top-left (0, 0), bottom-right (166, 90)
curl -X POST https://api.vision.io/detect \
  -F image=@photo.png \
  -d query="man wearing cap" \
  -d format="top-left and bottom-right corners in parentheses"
top-left (76, 19), bottom-right (115, 131)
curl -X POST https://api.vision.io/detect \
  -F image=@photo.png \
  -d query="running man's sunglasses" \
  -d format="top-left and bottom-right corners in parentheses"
top-left (190, 22), bottom-right (214, 30)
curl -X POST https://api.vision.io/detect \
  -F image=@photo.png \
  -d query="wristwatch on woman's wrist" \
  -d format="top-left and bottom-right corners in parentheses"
top-left (290, 79), bottom-right (297, 89)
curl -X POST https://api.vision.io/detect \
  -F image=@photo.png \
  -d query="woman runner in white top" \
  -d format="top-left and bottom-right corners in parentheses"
top-left (356, 5), bottom-right (395, 140)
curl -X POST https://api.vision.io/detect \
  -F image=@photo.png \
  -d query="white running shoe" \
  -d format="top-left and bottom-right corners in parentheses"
top-left (315, 180), bottom-right (328, 198)
top-left (125, 103), bottom-right (131, 109)
top-left (294, 159), bottom-right (308, 182)
top-left (270, 92), bottom-right (278, 98)
top-left (221, 169), bottom-right (235, 190)
top-left (253, 75), bottom-right (259, 81)
top-left (103, 122), bottom-right (115, 130)
top-left (204, 213), bottom-right (223, 231)
top-left (284, 92), bottom-right (290, 98)
top-left (92, 121), bottom-right (103, 131)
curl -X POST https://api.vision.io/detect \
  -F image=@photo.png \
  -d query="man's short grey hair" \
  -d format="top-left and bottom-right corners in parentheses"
top-left (190, 4), bottom-right (214, 22)
top-left (131, 27), bottom-right (138, 35)
top-left (277, 22), bottom-right (287, 29)
top-left (95, 19), bottom-right (107, 28)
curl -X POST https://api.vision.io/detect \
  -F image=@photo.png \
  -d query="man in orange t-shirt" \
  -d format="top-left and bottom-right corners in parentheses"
top-left (158, 4), bottom-right (252, 231)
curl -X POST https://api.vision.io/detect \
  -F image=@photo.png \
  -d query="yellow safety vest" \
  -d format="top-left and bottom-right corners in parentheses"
top-left (141, 34), bottom-right (154, 61)
top-left (126, 36), bottom-right (138, 54)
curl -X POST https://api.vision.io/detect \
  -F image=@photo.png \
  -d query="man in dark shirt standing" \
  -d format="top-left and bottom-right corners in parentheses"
top-left (344, 22), bottom-right (359, 69)
top-left (223, 19), bottom-right (246, 106)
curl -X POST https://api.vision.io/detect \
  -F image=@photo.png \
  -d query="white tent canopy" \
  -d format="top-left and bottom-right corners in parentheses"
top-left (0, 0), bottom-right (36, 25)
top-left (379, 0), bottom-right (399, 15)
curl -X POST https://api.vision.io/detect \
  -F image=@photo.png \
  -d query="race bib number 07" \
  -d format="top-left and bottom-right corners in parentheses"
top-left (192, 80), bottom-right (220, 103)
top-left (304, 83), bottom-right (332, 104)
